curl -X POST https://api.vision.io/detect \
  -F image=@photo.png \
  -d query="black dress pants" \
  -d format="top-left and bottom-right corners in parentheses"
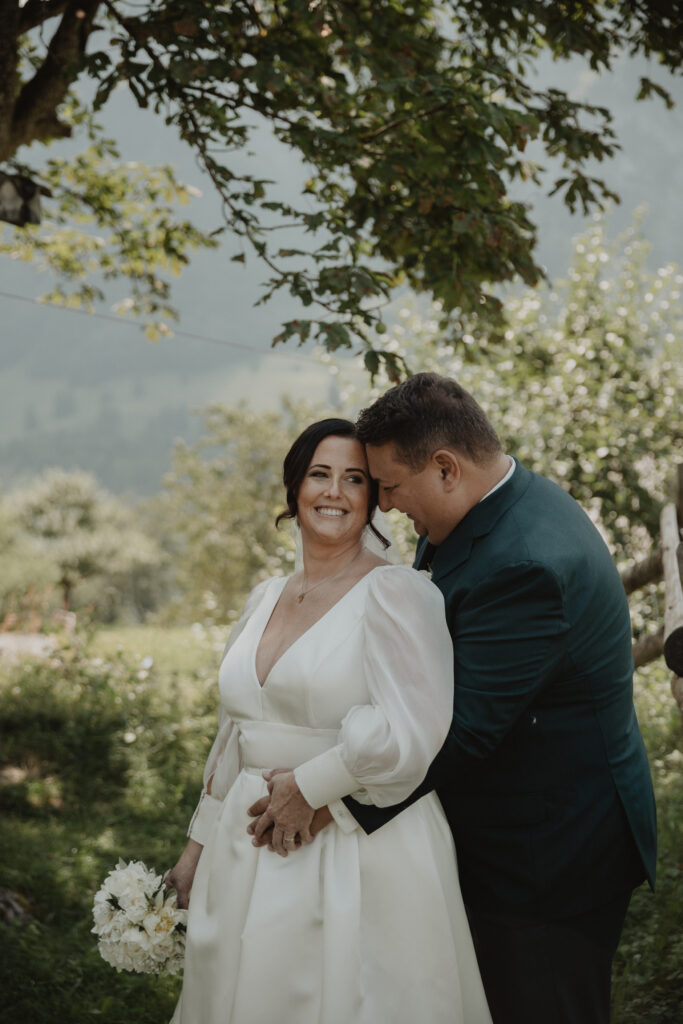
top-left (466, 890), bottom-right (633, 1024)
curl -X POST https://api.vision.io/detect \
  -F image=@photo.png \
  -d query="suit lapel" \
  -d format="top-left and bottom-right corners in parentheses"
top-left (413, 535), bottom-right (435, 571)
top-left (429, 460), bottom-right (533, 583)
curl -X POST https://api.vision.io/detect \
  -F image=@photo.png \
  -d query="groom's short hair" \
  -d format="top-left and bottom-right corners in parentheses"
top-left (356, 372), bottom-right (501, 470)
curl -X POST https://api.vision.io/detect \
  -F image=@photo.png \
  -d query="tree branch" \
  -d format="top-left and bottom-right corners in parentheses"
top-left (19, 0), bottom-right (71, 34)
top-left (6, 0), bottom-right (102, 160)
top-left (359, 101), bottom-right (453, 142)
top-left (620, 547), bottom-right (663, 594)
top-left (0, 2), bottom-right (22, 160)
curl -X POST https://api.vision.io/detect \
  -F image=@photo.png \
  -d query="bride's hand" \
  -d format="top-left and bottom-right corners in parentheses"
top-left (165, 838), bottom-right (203, 909)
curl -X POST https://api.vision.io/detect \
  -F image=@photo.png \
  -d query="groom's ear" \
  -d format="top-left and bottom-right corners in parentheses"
top-left (432, 450), bottom-right (461, 491)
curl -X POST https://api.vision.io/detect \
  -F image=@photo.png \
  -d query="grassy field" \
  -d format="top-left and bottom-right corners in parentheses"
top-left (0, 627), bottom-right (681, 1023)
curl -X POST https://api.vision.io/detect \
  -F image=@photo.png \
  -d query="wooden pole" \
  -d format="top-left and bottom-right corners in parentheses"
top-left (661, 502), bottom-right (683, 676)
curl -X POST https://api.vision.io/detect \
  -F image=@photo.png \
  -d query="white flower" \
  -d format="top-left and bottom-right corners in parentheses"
top-left (92, 896), bottom-right (120, 937)
top-left (92, 859), bottom-right (187, 976)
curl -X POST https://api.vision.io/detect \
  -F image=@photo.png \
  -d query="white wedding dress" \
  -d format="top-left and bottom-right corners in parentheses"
top-left (171, 565), bottom-right (491, 1024)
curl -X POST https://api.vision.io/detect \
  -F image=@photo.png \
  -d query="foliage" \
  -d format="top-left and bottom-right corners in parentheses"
top-left (0, 499), bottom-right (59, 626)
top-left (11, 468), bottom-right (166, 620)
top-left (1, 119), bottom-right (218, 336)
top-left (0, 630), bottom-right (219, 1023)
top-left (345, 215), bottom-right (683, 560)
top-left (153, 402), bottom-right (319, 624)
top-left (0, 629), bottom-right (680, 1022)
top-left (1, 3), bottom-right (682, 362)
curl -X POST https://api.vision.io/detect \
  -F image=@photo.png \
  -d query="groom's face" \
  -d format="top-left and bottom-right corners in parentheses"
top-left (366, 443), bottom-right (454, 544)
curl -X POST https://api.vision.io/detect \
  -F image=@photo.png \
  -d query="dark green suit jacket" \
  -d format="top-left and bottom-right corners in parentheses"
top-left (346, 462), bottom-right (657, 920)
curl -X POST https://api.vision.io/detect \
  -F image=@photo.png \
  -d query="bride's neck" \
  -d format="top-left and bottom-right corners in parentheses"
top-left (300, 538), bottom-right (364, 583)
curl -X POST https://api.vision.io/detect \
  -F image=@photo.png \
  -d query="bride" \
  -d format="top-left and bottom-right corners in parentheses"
top-left (166, 418), bottom-right (491, 1024)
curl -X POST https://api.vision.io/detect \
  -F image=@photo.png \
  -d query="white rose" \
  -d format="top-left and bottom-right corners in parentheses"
top-left (92, 900), bottom-right (119, 936)
top-left (118, 887), bottom-right (151, 925)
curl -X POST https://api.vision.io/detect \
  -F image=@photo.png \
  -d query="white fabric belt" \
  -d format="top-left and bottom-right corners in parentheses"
top-left (237, 720), bottom-right (338, 771)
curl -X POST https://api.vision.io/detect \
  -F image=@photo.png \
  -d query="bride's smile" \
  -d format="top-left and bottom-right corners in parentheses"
top-left (296, 435), bottom-right (370, 546)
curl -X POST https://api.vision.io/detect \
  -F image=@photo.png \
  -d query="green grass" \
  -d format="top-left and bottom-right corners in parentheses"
top-left (611, 663), bottom-right (683, 1022)
top-left (0, 629), bottom-right (681, 1022)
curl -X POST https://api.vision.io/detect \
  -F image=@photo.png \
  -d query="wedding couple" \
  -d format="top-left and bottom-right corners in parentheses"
top-left (167, 373), bottom-right (656, 1024)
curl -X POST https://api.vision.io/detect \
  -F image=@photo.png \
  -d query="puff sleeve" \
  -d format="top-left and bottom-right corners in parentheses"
top-left (294, 566), bottom-right (453, 810)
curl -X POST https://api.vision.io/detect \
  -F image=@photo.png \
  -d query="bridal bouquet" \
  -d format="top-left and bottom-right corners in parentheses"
top-left (92, 859), bottom-right (187, 975)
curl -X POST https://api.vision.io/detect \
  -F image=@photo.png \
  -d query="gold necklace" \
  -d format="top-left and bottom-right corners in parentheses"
top-left (297, 548), bottom-right (363, 604)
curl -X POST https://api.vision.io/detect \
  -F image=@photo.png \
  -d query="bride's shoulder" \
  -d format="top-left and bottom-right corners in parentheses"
top-left (364, 564), bottom-right (444, 621)
top-left (366, 562), bottom-right (438, 595)
top-left (243, 574), bottom-right (286, 609)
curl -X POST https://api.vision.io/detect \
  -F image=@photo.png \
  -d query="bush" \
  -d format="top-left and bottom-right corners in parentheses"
top-left (0, 633), bottom-right (218, 1023)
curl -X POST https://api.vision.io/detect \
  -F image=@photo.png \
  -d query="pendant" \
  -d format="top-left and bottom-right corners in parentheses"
top-left (297, 593), bottom-right (305, 604)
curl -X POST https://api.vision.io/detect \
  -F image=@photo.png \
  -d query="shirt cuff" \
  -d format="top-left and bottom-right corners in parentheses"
top-left (187, 792), bottom-right (223, 845)
top-left (328, 798), bottom-right (360, 834)
top-left (294, 745), bottom-right (358, 809)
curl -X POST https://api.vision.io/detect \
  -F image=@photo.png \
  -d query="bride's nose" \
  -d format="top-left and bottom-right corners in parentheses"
top-left (324, 475), bottom-right (342, 498)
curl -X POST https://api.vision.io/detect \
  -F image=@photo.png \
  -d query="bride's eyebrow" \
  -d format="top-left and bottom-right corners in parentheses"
top-left (309, 463), bottom-right (368, 476)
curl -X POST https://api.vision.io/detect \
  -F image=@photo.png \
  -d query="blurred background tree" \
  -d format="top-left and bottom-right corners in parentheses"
top-left (0, 499), bottom-right (59, 628)
top-left (10, 468), bottom-right (165, 622)
top-left (151, 402), bottom-right (319, 624)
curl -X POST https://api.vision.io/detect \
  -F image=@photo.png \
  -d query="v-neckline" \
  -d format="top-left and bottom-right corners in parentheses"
top-left (252, 567), bottom-right (382, 689)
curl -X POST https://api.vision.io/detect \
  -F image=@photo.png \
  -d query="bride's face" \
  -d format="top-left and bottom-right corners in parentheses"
top-left (296, 436), bottom-right (370, 547)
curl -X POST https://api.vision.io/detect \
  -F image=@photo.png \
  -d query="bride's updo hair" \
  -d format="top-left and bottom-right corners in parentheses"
top-left (276, 418), bottom-right (389, 549)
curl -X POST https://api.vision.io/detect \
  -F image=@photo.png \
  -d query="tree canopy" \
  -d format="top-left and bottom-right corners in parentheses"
top-left (2, 1), bottom-right (682, 367)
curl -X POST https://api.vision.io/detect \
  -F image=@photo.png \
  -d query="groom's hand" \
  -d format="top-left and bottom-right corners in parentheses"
top-left (247, 770), bottom-right (332, 855)
top-left (248, 794), bottom-right (333, 851)
top-left (246, 767), bottom-right (289, 847)
top-left (248, 770), bottom-right (315, 856)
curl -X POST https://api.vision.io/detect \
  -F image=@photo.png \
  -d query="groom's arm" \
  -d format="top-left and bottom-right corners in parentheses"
top-left (341, 771), bottom-right (437, 834)
top-left (342, 560), bottom-right (569, 834)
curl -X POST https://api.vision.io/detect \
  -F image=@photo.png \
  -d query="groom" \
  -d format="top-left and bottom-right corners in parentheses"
top-left (251, 373), bottom-right (657, 1023)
